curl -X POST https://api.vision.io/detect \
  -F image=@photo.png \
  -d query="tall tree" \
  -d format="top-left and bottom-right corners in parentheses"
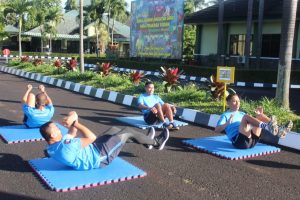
top-left (244, 0), bottom-right (254, 69)
top-left (79, 0), bottom-right (84, 73)
top-left (275, 0), bottom-right (298, 108)
top-left (3, 0), bottom-right (32, 57)
top-left (217, 0), bottom-right (224, 65)
top-left (64, 0), bottom-right (77, 12)
top-left (32, 0), bottom-right (62, 53)
top-left (256, 0), bottom-right (265, 68)
top-left (0, 2), bottom-right (6, 38)
top-left (84, 0), bottom-right (106, 57)
top-left (44, 6), bottom-right (64, 52)
top-left (110, 0), bottom-right (128, 45)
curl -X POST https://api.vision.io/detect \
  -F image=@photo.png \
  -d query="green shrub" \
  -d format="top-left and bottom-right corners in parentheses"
top-left (7, 61), bottom-right (300, 132)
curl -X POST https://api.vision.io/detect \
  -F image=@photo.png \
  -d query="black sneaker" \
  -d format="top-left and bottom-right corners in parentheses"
top-left (154, 128), bottom-right (169, 150)
top-left (144, 127), bottom-right (155, 149)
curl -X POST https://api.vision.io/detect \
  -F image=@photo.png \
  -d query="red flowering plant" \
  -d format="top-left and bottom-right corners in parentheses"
top-left (207, 75), bottom-right (236, 100)
top-left (160, 66), bottom-right (184, 93)
top-left (53, 59), bottom-right (62, 68)
top-left (66, 57), bottom-right (77, 71)
top-left (33, 58), bottom-right (43, 66)
top-left (97, 62), bottom-right (112, 76)
top-left (21, 56), bottom-right (29, 62)
top-left (130, 70), bottom-right (144, 86)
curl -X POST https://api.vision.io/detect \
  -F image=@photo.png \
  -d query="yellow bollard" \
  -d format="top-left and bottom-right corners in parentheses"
top-left (223, 83), bottom-right (227, 112)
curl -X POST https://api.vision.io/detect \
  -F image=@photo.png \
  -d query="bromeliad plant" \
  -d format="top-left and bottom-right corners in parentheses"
top-left (33, 58), bottom-right (43, 66)
top-left (130, 70), bottom-right (144, 86)
top-left (66, 57), bottom-right (77, 71)
top-left (160, 66), bottom-right (184, 93)
top-left (97, 62), bottom-right (112, 76)
top-left (21, 56), bottom-right (29, 62)
top-left (206, 75), bottom-right (236, 100)
top-left (53, 59), bottom-right (62, 68)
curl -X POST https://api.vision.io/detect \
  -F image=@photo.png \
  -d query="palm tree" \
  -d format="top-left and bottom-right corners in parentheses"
top-left (79, 0), bottom-right (84, 73)
top-left (104, 0), bottom-right (127, 45)
top-left (44, 6), bottom-right (64, 53)
top-left (64, 0), bottom-right (77, 12)
top-left (3, 0), bottom-right (32, 57)
top-left (256, 0), bottom-right (265, 68)
top-left (217, 0), bottom-right (224, 65)
top-left (275, 0), bottom-right (298, 108)
top-left (0, 3), bottom-right (6, 36)
top-left (110, 0), bottom-right (128, 45)
top-left (84, 0), bottom-right (106, 57)
top-left (33, 0), bottom-right (62, 53)
top-left (244, 0), bottom-right (254, 69)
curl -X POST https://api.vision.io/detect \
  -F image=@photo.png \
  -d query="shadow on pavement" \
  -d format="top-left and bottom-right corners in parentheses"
top-left (0, 118), bottom-right (19, 126)
top-left (0, 153), bottom-right (31, 173)
top-left (119, 151), bottom-right (137, 158)
top-left (0, 98), bottom-right (137, 115)
top-left (0, 191), bottom-right (41, 200)
top-left (246, 160), bottom-right (300, 170)
top-left (166, 136), bottom-right (202, 153)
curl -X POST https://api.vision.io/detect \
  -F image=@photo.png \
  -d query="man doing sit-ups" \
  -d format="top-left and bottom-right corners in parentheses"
top-left (22, 84), bottom-right (54, 128)
top-left (40, 111), bottom-right (169, 170)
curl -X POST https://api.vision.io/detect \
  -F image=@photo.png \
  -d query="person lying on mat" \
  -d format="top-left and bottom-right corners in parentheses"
top-left (215, 93), bottom-right (293, 149)
top-left (138, 81), bottom-right (179, 130)
top-left (22, 84), bottom-right (54, 128)
top-left (39, 111), bottom-right (169, 170)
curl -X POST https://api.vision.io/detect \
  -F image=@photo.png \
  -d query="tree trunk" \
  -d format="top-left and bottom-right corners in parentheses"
top-left (79, 0), bottom-right (84, 73)
top-left (244, 0), bottom-right (253, 69)
top-left (217, 0), bottom-right (224, 65)
top-left (18, 18), bottom-right (22, 57)
top-left (275, 0), bottom-right (298, 108)
top-left (256, 0), bottom-right (264, 68)
top-left (107, 5), bottom-right (111, 39)
top-left (49, 37), bottom-right (52, 54)
top-left (96, 25), bottom-right (99, 57)
top-left (111, 18), bottom-right (115, 45)
top-left (41, 38), bottom-right (44, 53)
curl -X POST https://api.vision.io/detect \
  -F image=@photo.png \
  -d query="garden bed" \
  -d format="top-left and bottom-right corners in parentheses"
top-left (7, 58), bottom-right (300, 132)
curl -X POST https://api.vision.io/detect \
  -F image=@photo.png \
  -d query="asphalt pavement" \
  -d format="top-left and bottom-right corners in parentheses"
top-left (0, 71), bottom-right (300, 200)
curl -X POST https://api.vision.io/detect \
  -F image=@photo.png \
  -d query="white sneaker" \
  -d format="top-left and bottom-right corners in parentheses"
top-left (145, 127), bottom-right (155, 149)
top-left (267, 115), bottom-right (278, 136)
top-left (277, 120), bottom-right (293, 138)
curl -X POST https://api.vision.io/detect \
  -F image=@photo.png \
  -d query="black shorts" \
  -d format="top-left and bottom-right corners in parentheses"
top-left (93, 135), bottom-right (124, 168)
top-left (144, 111), bottom-right (158, 125)
top-left (232, 131), bottom-right (260, 149)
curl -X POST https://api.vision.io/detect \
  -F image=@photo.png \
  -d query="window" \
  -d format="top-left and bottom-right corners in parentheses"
top-left (229, 34), bottom-right (253, 56)
top-left (261, 34), bottom-right (280, 57)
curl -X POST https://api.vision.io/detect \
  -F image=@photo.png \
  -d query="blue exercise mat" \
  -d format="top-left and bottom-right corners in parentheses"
top-left (28, 157), bottom-right (147, 192)
top-left (183, 135), bottom-right (281, 160)
top-left (116, 116), bottom-right (188, 129)
top-left (0, 123), bottom-right (68, 144)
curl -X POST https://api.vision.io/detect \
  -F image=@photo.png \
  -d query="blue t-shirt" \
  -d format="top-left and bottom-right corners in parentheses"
top-left (47, 135), bottom-right (102, 170)
top-left (22, 104), bottom-right (55, 128)
top-left (137, 93), bottom-right (164, 114)
top-left (216, 110), bottom-right (246, 141)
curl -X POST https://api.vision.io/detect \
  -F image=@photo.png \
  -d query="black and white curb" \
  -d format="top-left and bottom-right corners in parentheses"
top-left (1, 65), bottom-right (300, 151)
top-left (3, 55), bottom-right (299, 89)
top-left (0, 55), bottom-right (72, 61)
top-left (112, 67), bottom-right (300, 89)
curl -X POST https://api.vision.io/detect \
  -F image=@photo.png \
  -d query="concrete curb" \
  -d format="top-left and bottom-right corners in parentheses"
top-left (111, 67), bottom-right (300, 89)
top-left (0, 55), bottom-right (72, 60)
top-left (2, 55), bottom-right (300, 89)
top-left (1, 65), bottom-right (299, 151)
